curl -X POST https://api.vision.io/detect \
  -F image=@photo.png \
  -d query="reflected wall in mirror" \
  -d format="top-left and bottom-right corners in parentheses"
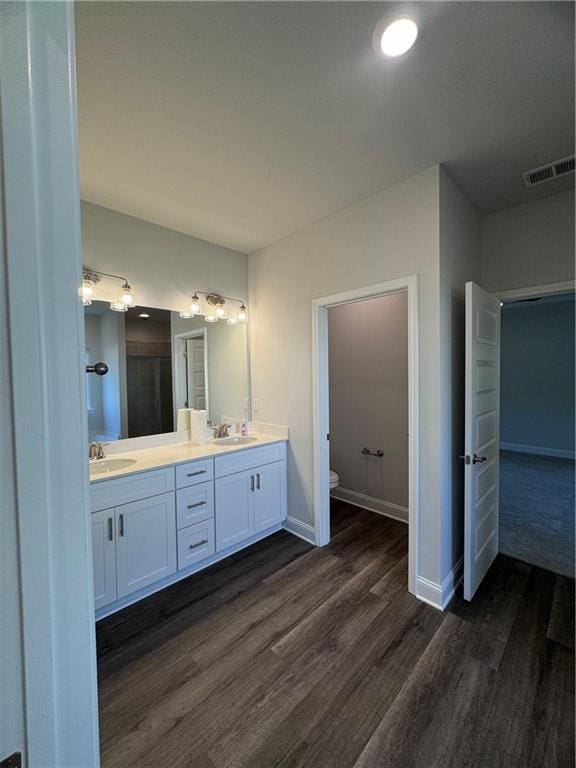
top-left (84, 301), bottom-right (250, 442)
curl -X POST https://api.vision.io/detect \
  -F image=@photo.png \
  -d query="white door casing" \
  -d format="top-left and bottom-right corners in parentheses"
top-left (187, 335), bottom-right (207, 410)
top-left (464, 282), bottom-right (501, 601)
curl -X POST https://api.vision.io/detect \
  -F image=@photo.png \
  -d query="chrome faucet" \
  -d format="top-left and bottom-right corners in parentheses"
top-left (213, 423), bottom-right (232, 439)
top-left (89, 442), bottom-right (106, 460)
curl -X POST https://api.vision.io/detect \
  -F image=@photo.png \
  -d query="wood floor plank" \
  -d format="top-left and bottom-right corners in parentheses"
top-left (547, 575), bottom-right (575, 649)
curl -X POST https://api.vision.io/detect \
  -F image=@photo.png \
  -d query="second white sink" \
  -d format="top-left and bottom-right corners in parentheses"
top-left (90, 458), bottom-right (137, 475)
top-left (212, 436), bottom-right (258, 446)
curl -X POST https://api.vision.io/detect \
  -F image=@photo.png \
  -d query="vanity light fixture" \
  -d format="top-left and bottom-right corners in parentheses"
top-left (81, 267), bottom-right (137, 312)
top-left (179, 291), bottom-right (248, 325)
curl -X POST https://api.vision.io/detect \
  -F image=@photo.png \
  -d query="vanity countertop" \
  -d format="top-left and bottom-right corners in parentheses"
top-left (89, 432), bottom-right (287, 483)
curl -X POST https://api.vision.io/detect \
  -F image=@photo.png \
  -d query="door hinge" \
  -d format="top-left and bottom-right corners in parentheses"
top-left (459, 454), bottom-right (471, 465)
top-left (326, 433), bottom-right (330, 441)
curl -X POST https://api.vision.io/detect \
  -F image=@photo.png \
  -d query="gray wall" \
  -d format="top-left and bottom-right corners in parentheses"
top-left (481, 189), bottom-right (575, 292)
top-left (81, 200), bottom-right (248, 313)
top-left (501, 296), bottom-right (575, 455)
top-left (328, 292), bottom-right (408, 509)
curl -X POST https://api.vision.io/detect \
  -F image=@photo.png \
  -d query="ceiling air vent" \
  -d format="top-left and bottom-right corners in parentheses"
top-left (522, 155), bottom-right (575, 188)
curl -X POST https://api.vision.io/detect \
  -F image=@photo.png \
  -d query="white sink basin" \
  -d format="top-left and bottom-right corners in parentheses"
top-left (89, 458), bottom-right (137, 475)
top-left (212, 436), bottom-right (258, 446)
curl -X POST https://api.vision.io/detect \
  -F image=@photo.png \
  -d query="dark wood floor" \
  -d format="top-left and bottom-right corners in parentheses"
top-left (97, 502), bottom-right (575, 768)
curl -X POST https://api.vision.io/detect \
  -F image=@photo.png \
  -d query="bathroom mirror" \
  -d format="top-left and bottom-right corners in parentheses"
top-left (84, 301), bottom-right (250, 441)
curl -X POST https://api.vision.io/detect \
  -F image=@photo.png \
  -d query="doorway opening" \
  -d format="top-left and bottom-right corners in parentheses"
top-left (499, 291), bottom-right (575, 577)
top-left (313, 276), bottom-right (419, 595)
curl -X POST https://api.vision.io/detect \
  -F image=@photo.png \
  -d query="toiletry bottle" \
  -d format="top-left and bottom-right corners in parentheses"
top-left (240, 421), bottom-right (248, 437)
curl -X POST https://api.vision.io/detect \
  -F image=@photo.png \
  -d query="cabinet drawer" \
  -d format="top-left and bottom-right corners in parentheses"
top-left (176, 481), bottom-right (214, 530)
top-left (178, 519), bottom-right (215, 570)
top-left (176, 458), bottom-right (214, 489)
top-left (215, 442), bottom-right (286, 478)
top-left (91, 467), bottom-right (175, 512)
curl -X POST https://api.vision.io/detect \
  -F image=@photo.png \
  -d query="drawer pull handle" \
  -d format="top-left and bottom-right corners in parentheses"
top-left (256, 473), bottom-right (261, 490)
top-left (187, 501), bottom-right (207, 509)
top-left (107, 517), bottom-right (113, 542)
top-left (118, 513), bottom-right (124, 537)
top-left (187, 470), bottom-right (207, 477)
top-left (251, 474), bottom-right (254, 492)
top-left (188, 539), bottom-right (208, 550)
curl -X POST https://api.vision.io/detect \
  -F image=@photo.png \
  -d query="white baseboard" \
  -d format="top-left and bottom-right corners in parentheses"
top-left (330, 487), bottom-right (409, 524)
top-left (283, 515), bottom-right (317, 545)
top-left (415, 556), bottom-right (463, 611)
top-left (500, 442), bottom-right (575, 460)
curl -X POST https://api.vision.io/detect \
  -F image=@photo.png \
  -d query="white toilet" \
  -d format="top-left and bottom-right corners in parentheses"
top-left (329, 470), bottom-right (340, 490)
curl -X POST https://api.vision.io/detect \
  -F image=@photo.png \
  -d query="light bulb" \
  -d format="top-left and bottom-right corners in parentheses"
top-left (190, 293), bottom-right (201, 314)
top-left (81, 278), bottom-right (94, 300)
top-left (226, 317), bottom-right (239, 326)
top-left (120, 282), bottom-right (135, 307)
top-left (179, 310), bottom-right (193, 319)
top-left (205, 314), bottom-right (218, 323)
top-left (379, 18), bottom-right (418, 58)
top-left (110, 301), bottom-right (128, 312)
top-left (215, 303), bottom-right (226, 319)
top-left (238, 304), bottom-right (248, 322)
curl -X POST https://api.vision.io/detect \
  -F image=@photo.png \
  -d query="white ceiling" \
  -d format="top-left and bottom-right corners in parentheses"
top-left (75, 2), bottom-right (575, 253)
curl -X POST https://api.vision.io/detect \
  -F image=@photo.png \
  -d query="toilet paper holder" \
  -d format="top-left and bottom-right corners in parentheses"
top-left (361, 447), bottom-right (384, 458)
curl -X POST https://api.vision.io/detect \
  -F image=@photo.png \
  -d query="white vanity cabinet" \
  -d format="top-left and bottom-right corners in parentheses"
top-left (90, 440), bottom-right (287, 618)
top-left (115, 493), bottom-right (177, 598)
top-left (91, 508), bottom-right (117, 610)
top-left (215, 442), bottom-right (287, 552)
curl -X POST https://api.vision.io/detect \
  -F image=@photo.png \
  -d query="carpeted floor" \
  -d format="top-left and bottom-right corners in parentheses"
top-left (500, 450), bottom-right (575, 578)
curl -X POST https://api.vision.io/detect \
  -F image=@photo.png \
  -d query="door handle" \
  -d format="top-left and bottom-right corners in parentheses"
top-left (107, 517), bottom-right (113, 541)
top-left (473, 454), bottom-right (487, 464)
top-left (256, 473), bottom-right (261, 490)
top-left (119, 513), bottom-right (124, 537)
top-left (187, 500), bottom-right (207, 509)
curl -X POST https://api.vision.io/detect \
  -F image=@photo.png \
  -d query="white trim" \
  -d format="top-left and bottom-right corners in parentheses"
top-left (312, 275), bottom-right (419, 597)
top-left (283, 515), bottom-right (317, 544)
top-left (330, 487), bottom-right (409, 524)
top-left (497, 280), bottom-right (575, 303)
top-left (415, 556), bottom-right (463, 611)
top-left (173, 326), bottom-right (209, 419)
top-left (500, 442), bottom-right (575, 460)
top-left (1, 3), bottom-right (99, 764)
top-left (96, 523), bottom-right (283, 620)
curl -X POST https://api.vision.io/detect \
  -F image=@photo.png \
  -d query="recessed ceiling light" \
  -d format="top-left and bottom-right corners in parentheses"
top-left (138, 313), bottom-right (150, 319)
top-left (379, 17), bottom-right (418, 58)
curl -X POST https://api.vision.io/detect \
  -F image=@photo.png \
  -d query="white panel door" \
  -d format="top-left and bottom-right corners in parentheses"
top-left (253, 461), bottom-right (287, 533)
top-left (186, 336), bottom-right (206, 410)
top-left (215, 469), bottom-right (255, 551)
top-left (91, 508), bottom-right (117, 610)
top-left (464, 282), bottom-right (501, 601)
top-left (115, 492), bottom-right (177, 598)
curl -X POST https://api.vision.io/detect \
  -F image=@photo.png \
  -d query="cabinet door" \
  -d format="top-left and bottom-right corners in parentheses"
top-left (215, 469), bottom-right (254, 551)
top-left (254, 461), bottom-right (287, 533)
top-left (115, 492), bottom-right (177, 598)
top-left (91, 508), bottom-right (117, 610)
